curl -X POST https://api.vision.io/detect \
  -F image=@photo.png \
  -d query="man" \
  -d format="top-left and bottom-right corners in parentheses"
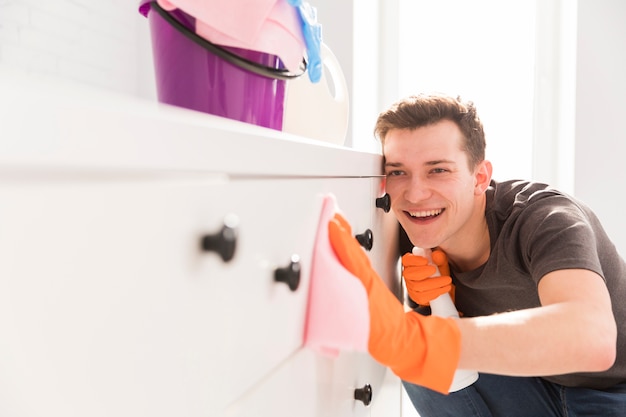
top-left (328, 93), bottom-right (626, 416)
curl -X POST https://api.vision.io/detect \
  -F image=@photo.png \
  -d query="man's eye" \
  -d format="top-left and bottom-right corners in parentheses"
top-left (431, 168), bottom-right (448, 174)
top-left (386, 170), bottom-right (404, 176)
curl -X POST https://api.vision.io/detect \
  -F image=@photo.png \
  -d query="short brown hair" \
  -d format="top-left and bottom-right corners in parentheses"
top-left (374, 93), bottom-right (486, 170)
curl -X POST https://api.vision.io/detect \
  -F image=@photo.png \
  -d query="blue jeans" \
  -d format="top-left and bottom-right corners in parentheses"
top-left (403, 374), bottom-right (626, 417)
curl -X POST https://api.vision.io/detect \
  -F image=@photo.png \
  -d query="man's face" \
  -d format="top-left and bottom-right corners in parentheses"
top-left (383, 120), bottom-right (485, 251)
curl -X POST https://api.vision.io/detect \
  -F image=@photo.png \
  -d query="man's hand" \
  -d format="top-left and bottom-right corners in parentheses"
top-left (328, 213), bottom-right (462, 394)
top-left (402, 249), bottom-right (453, 306)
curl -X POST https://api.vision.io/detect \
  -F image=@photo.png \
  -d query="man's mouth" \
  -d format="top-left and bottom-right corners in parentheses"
top-left (406, 208), bottom-right (444, 219)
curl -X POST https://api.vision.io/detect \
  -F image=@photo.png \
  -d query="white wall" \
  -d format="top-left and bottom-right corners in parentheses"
top-left (395, 0), bottom-right (537, 183)
top-left (574, 0), bottom-right (626, 256)
top-left (0, 0), bottom-right (156, 99)
top-left (531, 0), bottom-right (577, 194)
top-left (310, 0), bottom-right (382, 153)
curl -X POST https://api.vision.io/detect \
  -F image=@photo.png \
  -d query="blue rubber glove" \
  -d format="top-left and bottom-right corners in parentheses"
top-left (288, 0), bottom-right (322, 83)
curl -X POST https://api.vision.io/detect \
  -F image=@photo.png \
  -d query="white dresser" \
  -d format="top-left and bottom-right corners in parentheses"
top-left (0, 69), bottom-right (402, 417)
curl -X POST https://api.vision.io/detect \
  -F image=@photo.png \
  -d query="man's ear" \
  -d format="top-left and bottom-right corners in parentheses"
top-left (474, 160), bottom-right (493, 195)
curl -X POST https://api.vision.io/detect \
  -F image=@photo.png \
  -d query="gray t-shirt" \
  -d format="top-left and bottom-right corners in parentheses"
top-left (453, 180), bottom-right (626, 389)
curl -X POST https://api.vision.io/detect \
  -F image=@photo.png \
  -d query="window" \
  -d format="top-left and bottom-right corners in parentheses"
top-left (396, 0), bottom-right (537, 181)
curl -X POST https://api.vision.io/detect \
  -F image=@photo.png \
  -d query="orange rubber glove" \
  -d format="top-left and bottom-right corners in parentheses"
top-left (402, 249), bottom-right (454, 306)
top-left (328, 213), bottom-right (461, 394)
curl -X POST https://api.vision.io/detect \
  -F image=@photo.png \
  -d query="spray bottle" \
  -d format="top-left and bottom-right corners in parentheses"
top-left (412, 247), bottom-right (479, 392)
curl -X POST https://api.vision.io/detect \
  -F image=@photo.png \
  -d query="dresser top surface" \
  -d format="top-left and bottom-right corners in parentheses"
top-left (0, 68), bottom-right (383, 178)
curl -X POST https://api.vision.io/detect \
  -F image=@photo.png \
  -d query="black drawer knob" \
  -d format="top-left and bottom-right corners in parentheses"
top-left (354, 384), bottom-right (372, 406)
top-left (375, 193), bottom-right (391, 213)
top-left (355, 229), bottom-right (373, 251)
top-left (274, 255), bottom-right (301, 291)
top-left (200, 214), bottom-right (239, 262)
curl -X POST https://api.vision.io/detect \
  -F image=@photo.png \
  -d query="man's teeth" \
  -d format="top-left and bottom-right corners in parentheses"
top-left (409, 209), bottom-right (443, 218)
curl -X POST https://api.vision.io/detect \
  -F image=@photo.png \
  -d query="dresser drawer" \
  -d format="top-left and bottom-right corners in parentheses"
top-left (0, 173), bottom-right (381, 416)
top-left (222, 349), bottom-right (387, 417)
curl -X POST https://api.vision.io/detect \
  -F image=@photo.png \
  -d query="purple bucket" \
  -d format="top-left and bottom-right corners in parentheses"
top-left (139, 1), bottom-right (304, 130)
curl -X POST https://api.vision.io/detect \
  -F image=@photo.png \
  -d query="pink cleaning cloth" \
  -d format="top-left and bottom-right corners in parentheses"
top-left (303, 194), bottom-right (370, 357)
top-left (156, 0), bottom-right (305, 72)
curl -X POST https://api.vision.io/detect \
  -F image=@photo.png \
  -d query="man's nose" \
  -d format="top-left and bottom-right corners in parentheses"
top-left (403, 178), bottom-right (432, 203)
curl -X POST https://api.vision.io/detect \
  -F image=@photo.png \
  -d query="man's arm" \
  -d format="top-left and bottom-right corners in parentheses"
top-left (456, 269), bottom-right (617, 375)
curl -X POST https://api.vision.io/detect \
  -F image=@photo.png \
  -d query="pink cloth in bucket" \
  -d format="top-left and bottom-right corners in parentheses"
top-left (304, 194), bottom-right (370, 357)
top-left (156, 0), bottom-right (305, 72)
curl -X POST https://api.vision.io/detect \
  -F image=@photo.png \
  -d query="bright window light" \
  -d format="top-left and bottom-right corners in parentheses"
top-left (397, 0), bottom-right (537, 181)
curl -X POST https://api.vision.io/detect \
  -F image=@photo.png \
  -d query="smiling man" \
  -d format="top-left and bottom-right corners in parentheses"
top-left (329, 93), bottom-right (626, 416)
top-left (383, 119), bottom-right (491, 270)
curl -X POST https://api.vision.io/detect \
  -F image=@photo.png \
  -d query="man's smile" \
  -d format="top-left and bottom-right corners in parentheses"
top-left (405, 208), bottom-right (445, 219)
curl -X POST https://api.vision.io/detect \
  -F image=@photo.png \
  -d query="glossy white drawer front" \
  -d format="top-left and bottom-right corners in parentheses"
top-left (0, 174), bottom-right (385, 416)
top-left (0, 176), bottom-right (310, 415)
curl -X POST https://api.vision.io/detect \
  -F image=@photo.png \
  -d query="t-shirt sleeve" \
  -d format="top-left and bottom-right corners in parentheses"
top-left (516, 195), bottom-right (605, 285)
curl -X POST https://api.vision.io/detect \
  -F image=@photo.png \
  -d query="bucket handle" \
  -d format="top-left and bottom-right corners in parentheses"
top-left (150, 2), bottom-right (307, 81)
